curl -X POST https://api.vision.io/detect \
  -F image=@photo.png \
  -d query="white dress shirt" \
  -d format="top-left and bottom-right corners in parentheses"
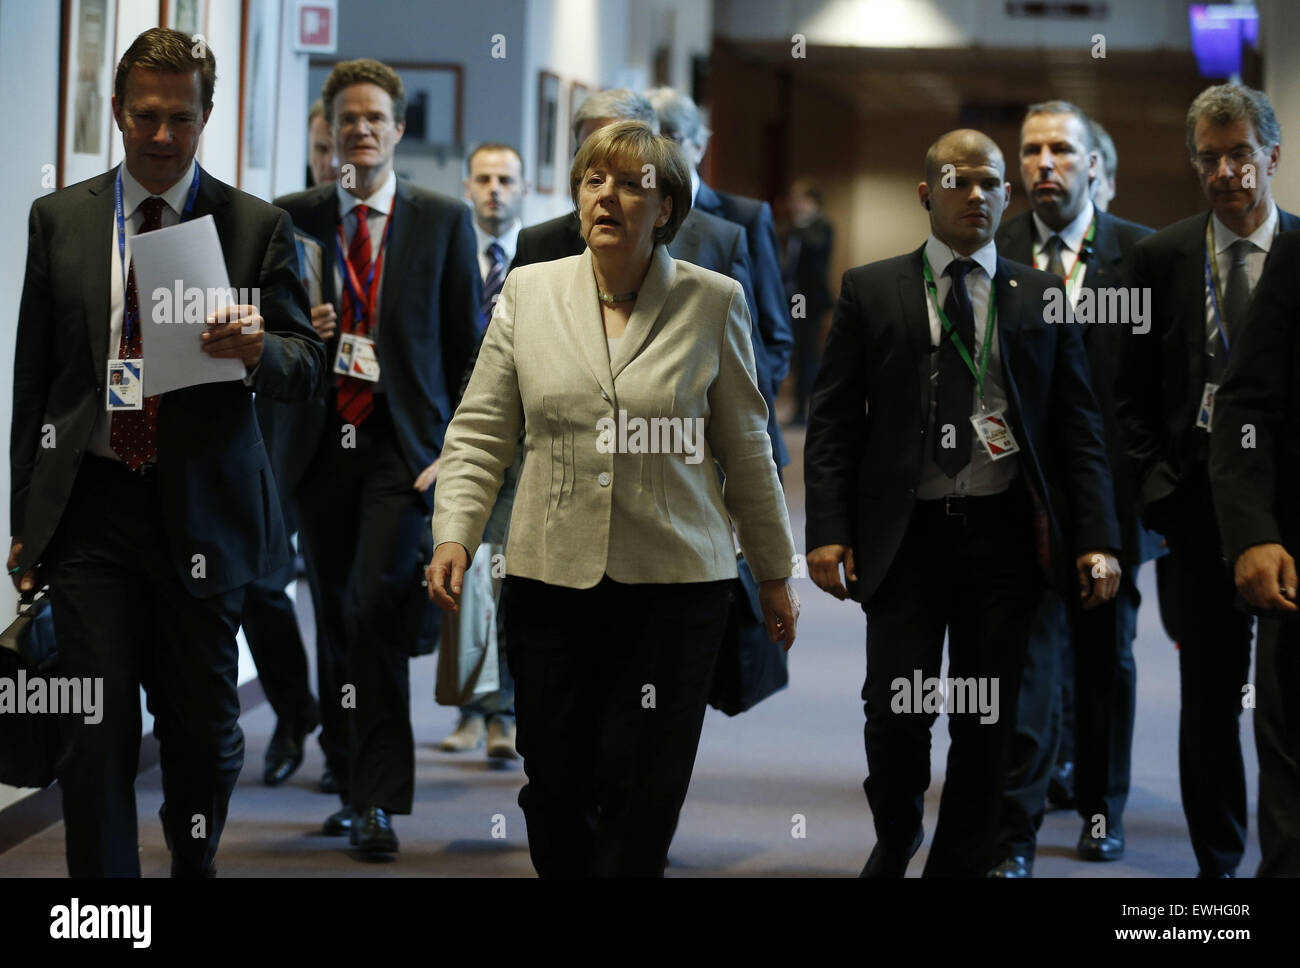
top-left (473, 217), bottom-right (521, 283)
top-left (335, 170), bottom-right (396, 393)
top-left (916, 234), bottom-right (1020, 499)
top-left (89, 160), bottom-right (198, 461)
top-left (1032, 199), bottom-right (1095, 309)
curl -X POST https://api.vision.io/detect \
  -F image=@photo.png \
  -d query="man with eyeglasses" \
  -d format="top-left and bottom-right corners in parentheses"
top-left (270, 58), bottom-right (482, 855)
top-left (1117, 83), bottom-right (1299, 878)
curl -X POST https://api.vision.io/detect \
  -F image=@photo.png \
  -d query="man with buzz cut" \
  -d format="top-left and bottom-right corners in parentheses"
top-left (8, 27), bottom-right (323, 877)
top-left (990, 101), bottom-right (1155, 876)
top-left (1117, 83), bottom-right (1299, 878)
top-left (271, 58), bottom-right (481, 855)
top-left (804, 129), bottom-right (1120, 877)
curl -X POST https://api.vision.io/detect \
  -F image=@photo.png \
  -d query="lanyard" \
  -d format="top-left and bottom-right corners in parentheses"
top-left (336, 207), bottom-right (394, 334)
top-left (1034, 216), bottom-right (1097, 286)
top-left (922, 251), bottom-right (998, 401)
top-left (1203, 216), bottom-right (1278, 360)
top-left (114, 164), bottom-right (201, 346)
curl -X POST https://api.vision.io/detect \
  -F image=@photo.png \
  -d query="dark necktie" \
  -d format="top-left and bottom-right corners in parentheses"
top-left (337, 204), bottom-right (375, 426)
top-left (480, 241), bottom-right (505, 331)
top-left (111, 196), bottom-right (167, 470)
top-left (1209, 238), bottom-right (1253, 382)
top-left (935, 259), bottom-right (977, 478)
top-left (1044, 235), bottom-right (1067, 279)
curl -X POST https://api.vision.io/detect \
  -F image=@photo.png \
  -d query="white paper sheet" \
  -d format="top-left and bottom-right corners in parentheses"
top-left (129, 214), bottom-right (248, 397)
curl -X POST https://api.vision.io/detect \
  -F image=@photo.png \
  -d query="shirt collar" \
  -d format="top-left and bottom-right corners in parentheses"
top-left (1032, 199), bottom-right (1094, 253)
top-left (689, 167), bottom-right (699, 208)
top-left (1211, 203), bottom-right (1278, 254)
top-left (120, 158), bottom-right (198, 220)
top-left (925, 233), bottom-right (998, 281)
top-left (337, 169), bottom-right (397, 219)
top-left (473, 217), bottom-right (522, 263)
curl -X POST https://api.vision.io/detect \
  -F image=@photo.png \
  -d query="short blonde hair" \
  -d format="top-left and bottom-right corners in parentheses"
top-left (569, 120), bottom-right (691, 245)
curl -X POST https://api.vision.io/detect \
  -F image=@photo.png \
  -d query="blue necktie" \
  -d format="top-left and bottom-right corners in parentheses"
top-left (480, 242), bottom-right (505, 332)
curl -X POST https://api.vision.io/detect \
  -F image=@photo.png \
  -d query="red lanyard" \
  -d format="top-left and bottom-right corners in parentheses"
top-left (336, 208), bottom-right (393, 334)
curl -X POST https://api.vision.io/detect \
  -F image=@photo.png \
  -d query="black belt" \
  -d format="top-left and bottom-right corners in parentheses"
top-left (916, 489), bottom-right (1017, 521)
top-left (83, 452), bottom-right (159, 482)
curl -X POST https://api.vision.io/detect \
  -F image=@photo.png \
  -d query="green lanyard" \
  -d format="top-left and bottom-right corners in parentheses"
top-left (922, 251), bottom-right (998, 401)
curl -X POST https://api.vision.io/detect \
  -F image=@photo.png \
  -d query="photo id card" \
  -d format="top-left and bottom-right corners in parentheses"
top-left (1196, 381), bottom-right (1218, 430)
top-left (106, 359), bottom-right (143, 411)
top-left (333, 333), bottom-right (381, 382)
top-left (971, 409), bottom-right (1020, 460)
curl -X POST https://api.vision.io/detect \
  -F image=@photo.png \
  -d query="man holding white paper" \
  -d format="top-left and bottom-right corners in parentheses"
top-left (8, 28), bottom-right (323, 877)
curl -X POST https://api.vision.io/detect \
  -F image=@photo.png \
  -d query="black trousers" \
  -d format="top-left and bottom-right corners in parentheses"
top-left (241, 546), bottom-right (319, 732)
top-left (1256, 616), bottom-right (1300, 876)
top-left (997, 569), bottom-right (1140, 858)
top-left (862, 487), bottom-right (1042, 877)
top-left (503, 574), bottom-right (730, 877)
top-left (45, 456), bottom-right (245, 877)
top-left (1163, 479), bottom-right (1254, 876)
top-left (296, 400), bottom-right (429, 814)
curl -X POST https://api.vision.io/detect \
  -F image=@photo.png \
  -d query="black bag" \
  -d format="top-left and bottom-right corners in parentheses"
top-left (709, 555), bottom-right (789, 716)
top-left (0, 591), bottom-right (63, 788)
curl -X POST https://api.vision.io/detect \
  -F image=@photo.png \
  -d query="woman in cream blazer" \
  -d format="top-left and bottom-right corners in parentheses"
top-left (428, 121), bottom-right (798, 876)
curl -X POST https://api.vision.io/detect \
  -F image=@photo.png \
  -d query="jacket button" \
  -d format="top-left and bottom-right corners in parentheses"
top-left (598, 472), bottom-right (611, 487)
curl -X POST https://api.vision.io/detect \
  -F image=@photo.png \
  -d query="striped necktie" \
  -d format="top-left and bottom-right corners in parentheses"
top-left (111, 196), bottom-right (167, 470)
top-left (481, 241), bottom-right (506, 332)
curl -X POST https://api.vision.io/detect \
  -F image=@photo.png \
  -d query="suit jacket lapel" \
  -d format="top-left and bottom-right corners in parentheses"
top-left (898, 246), bottom-right (932, 421)
top-left (993, 256), bottom-right (1025, 418)
top-left (695, 180), bottom-right (722, 218)
top-left (1179, 214), bottom-right (1211, 389)
top-left (611, 244), bottom-right (675, 379)
top-left (566, 248), bottom-right (616, 402)
top-left (377, 178), bottom-right (412, 339)
top-left (83, 170), bottom-right (117, 373)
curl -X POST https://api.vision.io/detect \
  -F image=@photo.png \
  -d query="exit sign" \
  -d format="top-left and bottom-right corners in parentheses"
top-left (295, 0), bottom-right (336, 52)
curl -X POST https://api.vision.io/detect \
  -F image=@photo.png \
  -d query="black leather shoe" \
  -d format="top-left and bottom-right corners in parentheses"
top-left (264, 712), bottom-right (319, 786)
top-left (1047, 760), bottom-right (1075, 809)
top-left (1077, 826), bottom-right (1125, 862)
top-left (351, 806), bottom-right (399, 854)
top-left (322, 806), bottom-right (354, 836)
top-left (859, 826), bottom-right (924, 878)
top-left (320, 767), bottom-right (340, 794)
top-left (988, 855), bottom-right (1032, 878)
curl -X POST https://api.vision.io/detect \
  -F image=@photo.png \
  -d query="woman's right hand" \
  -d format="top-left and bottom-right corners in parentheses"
top-left (426, 541), bottom-right (470, 612)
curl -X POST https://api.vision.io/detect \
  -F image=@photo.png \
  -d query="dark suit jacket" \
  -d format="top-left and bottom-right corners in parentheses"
top-left (997, 208), bottom-right (1154, 565)
top-left (510, 207), bottom-right (791, 467)
top-left (1210, 229), bottom-right (1300, 563)
top-left (785, 214), bottom-right (834, 321)
top-left (804, 245), bottom-right (1120, 608)
top-left (267, 179), bottom-right (482, 509)
top-left (695, 181), bottom-right (796, 386)
top-left (11, 166), bottom-right (324, 597)
top-left (1116, 207), bottom-right (1300, 532)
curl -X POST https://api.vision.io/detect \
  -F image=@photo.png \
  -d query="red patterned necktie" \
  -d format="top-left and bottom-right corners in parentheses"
top-left (111, 196), bottom-right (167, 470)
top-left (336, 203), bottom-right (375, 425)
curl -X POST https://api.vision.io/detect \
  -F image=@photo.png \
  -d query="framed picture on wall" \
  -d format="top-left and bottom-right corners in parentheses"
top-left (537, 70), bottom-right (560, 194)
top-left (569, 80), bottom-right (590, 148)
top-left (238, 0), bottom-right (280, 198)
top-left (162, 0), bottom-right (208, 37)
top-left (59, 0), bottom-right (119, 189)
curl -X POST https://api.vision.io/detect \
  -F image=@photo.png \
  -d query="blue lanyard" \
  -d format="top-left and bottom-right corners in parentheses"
top-left (335, 211), bottom-right (393, 330)
top-left (114, 164), bottom-right (201, 346)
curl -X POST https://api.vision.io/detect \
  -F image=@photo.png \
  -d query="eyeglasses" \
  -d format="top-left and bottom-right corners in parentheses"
top-left (1191, 144), bottom-right (1269, 175)
top-left (337, 113), bottom-right (393, 133)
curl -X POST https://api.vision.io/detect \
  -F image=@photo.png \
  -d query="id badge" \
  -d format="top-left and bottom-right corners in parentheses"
top-left (106, 359), bottom-right (143, 411)
top-left (1196, 381), bottom-right (1218, 430)
top-left (970, 408), bottom-right (1020, 460)
top-left (334, 333), bottom-right (381, 382)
